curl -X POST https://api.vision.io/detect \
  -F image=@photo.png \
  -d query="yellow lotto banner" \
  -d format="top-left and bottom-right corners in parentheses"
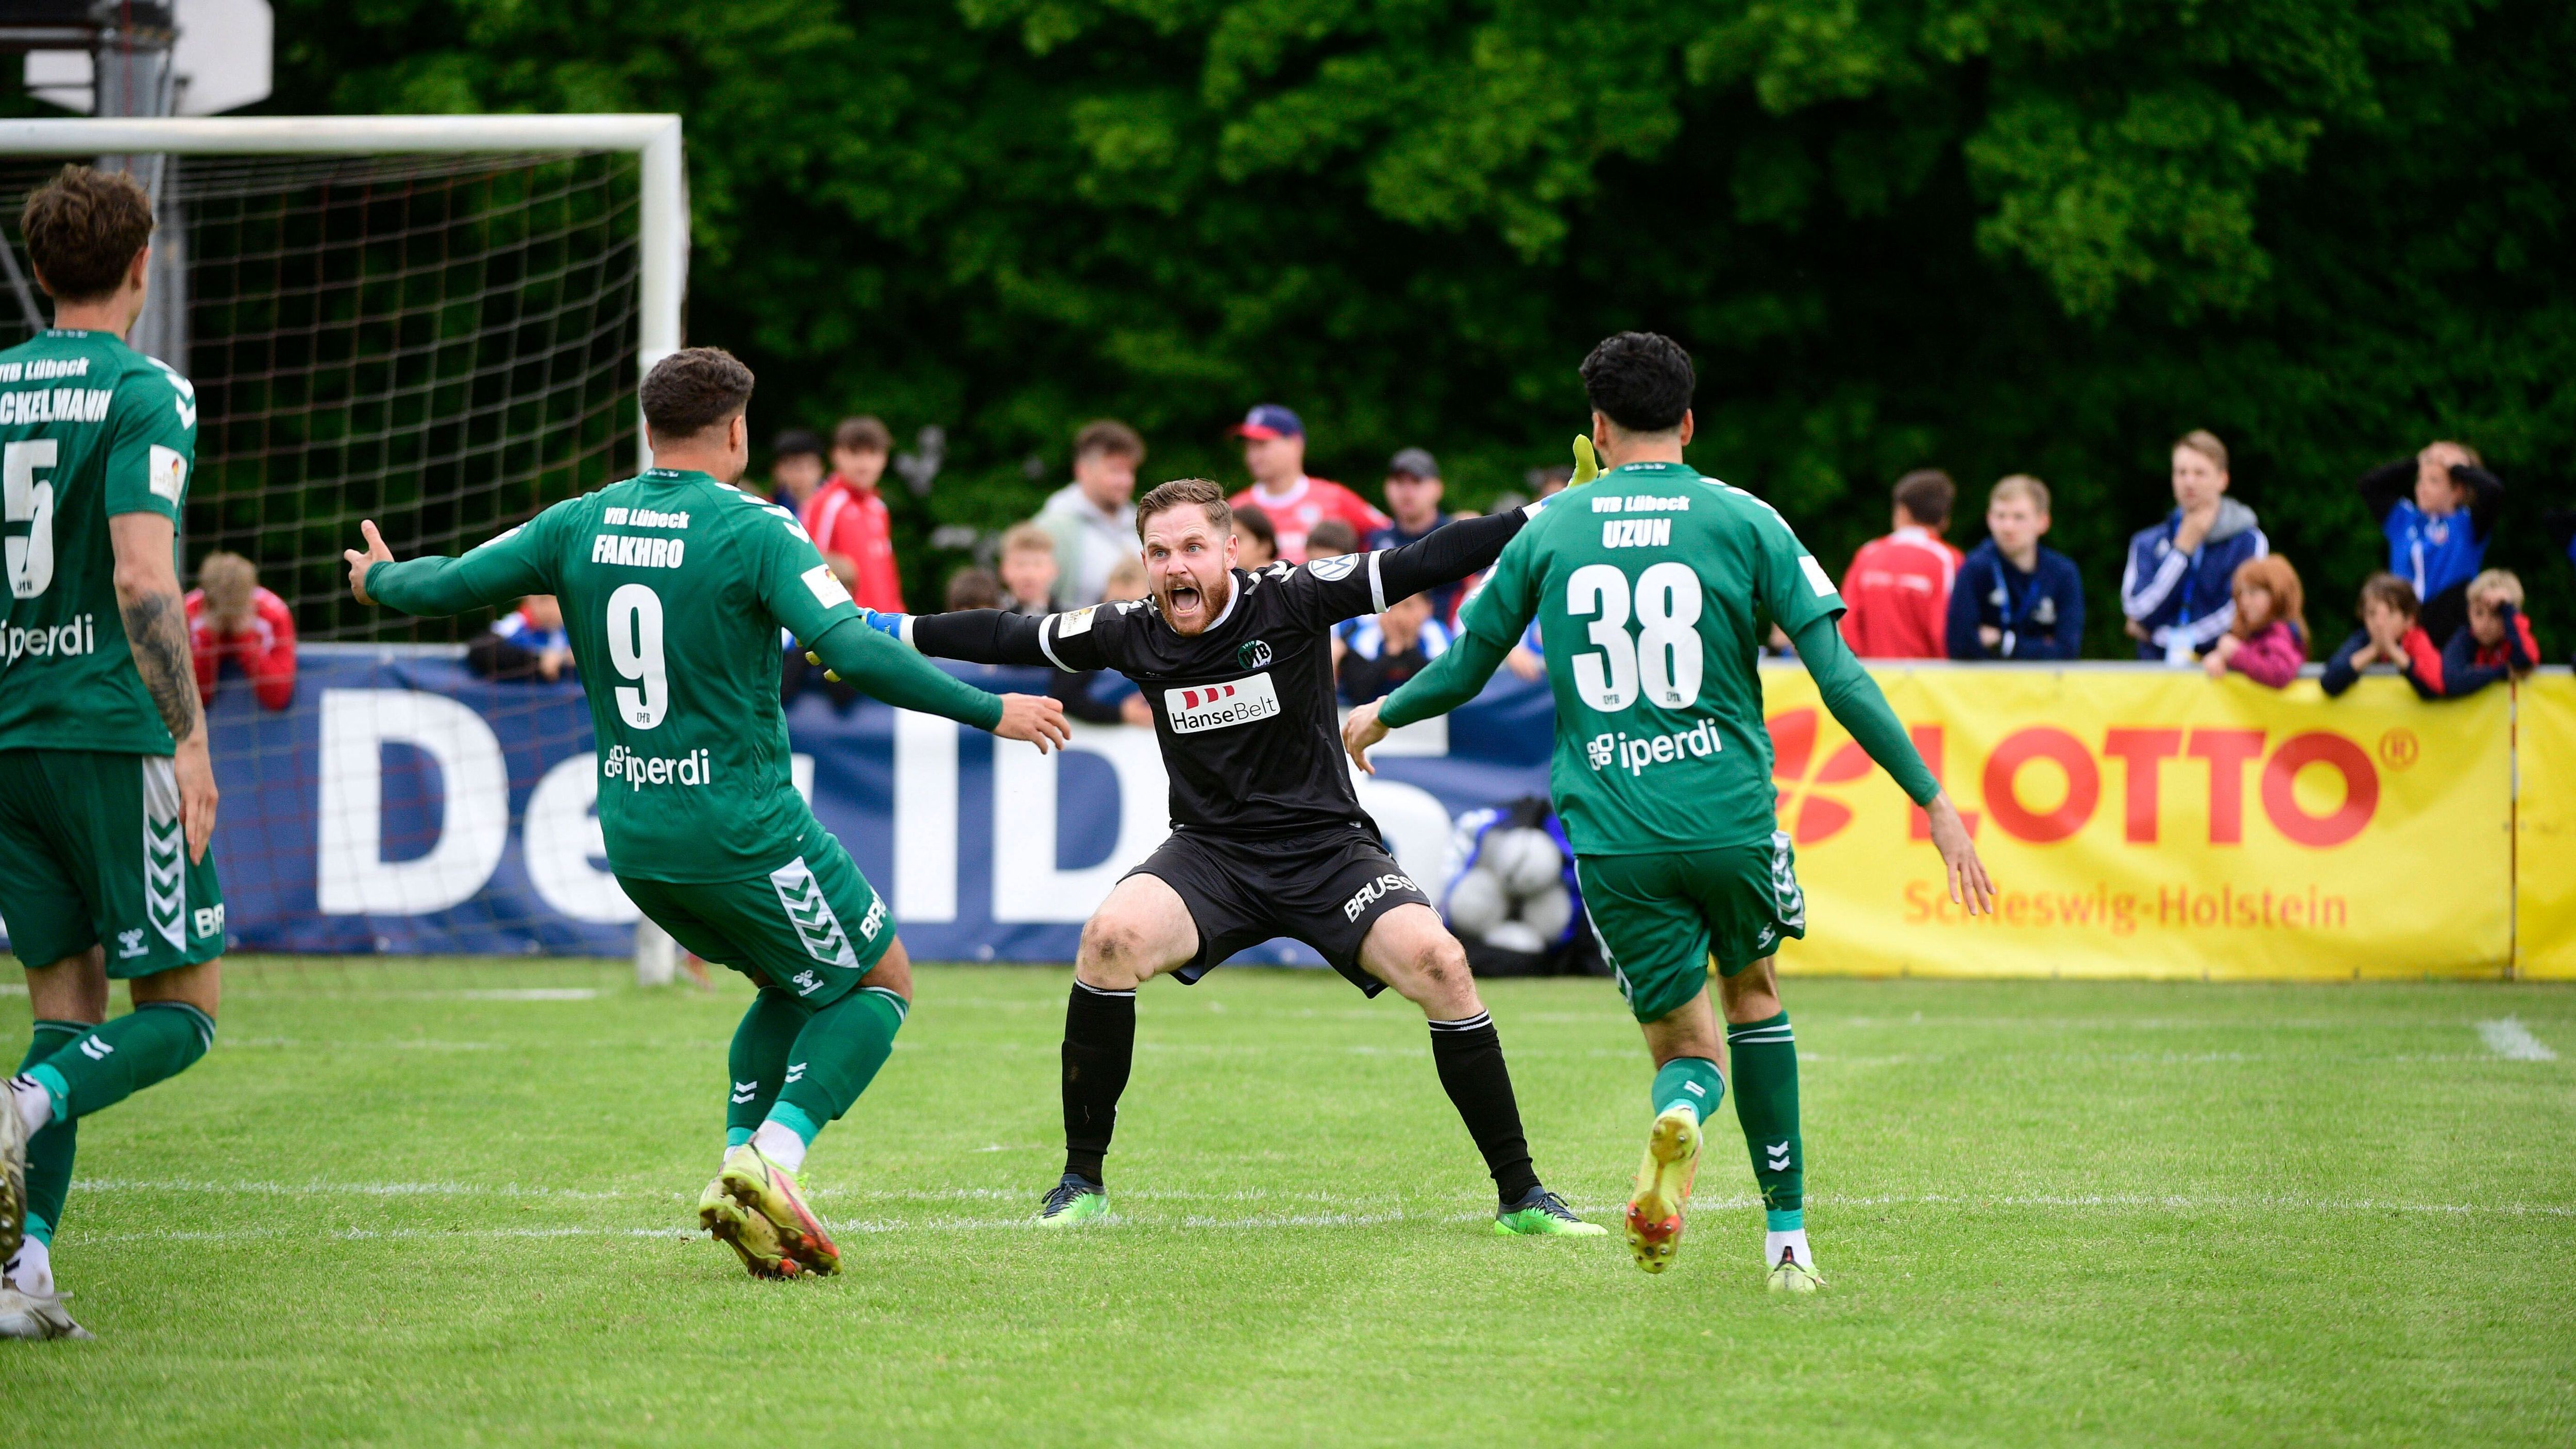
top-left (2515, 674), bottom-right (2576, 979)
top-left (1755, 665), bottom-right (2513, 980)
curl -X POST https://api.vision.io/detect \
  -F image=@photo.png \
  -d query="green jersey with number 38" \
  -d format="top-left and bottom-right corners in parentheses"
top-left (365, 467), bottom-right (1003, 884)
top-left (1457, 460), bottom-right (1847, 856)
top-left (0, 329), bottom-right (198, 756)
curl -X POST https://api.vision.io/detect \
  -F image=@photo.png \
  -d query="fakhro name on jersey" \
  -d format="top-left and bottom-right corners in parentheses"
top-left (1163, 671), bottom-right (1283, 734)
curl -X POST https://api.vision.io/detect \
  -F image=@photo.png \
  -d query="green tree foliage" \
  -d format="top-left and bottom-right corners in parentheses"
top-left (265, 0), bottom-right (2573, 651)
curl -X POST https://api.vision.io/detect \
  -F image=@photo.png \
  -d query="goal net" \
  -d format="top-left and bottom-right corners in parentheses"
top-left (0, 116), bottom-right (685, 968)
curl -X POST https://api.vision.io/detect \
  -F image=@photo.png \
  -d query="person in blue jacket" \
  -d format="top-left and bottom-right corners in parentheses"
top-left (2357, 439), bottom-right (2503, 646)
top-left (2120, 429), bottom-right (2269, 663)
top-left (1946, 474), bottom-right (2084, 660)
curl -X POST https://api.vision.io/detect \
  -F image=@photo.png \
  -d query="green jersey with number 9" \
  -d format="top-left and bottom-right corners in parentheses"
top-left (0, 329), bottom-right (198, 755)
top-left (1457, 459), bottom-right (1845, 855)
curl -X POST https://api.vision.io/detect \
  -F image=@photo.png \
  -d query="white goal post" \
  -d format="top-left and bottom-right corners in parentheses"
top-left (0, 115), bottom-right (690, 985)
top-left (0, 113), bottom-right (687, 472)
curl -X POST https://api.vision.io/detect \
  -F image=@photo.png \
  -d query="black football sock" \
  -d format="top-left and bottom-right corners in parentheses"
top-left (1061, 980), bottom-right (1136, 1187)
top-left (1428, 1012), bottom-right (1540, 1206)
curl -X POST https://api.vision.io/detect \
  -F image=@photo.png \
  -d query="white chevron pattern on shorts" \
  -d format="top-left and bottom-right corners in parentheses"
top-left (143, 757), bottom-right (185, 951)
top-left (769, 857), bottom-right (857, 967)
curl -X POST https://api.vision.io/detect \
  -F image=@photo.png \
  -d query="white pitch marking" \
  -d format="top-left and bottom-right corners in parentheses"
top-left (2478, 1018), bottom-right (2557, 1062)
top-left (455, 987), bottom-right (601, 1001)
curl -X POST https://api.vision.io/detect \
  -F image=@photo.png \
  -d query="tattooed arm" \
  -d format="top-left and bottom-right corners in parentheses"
top-left (111, 512), bottom-right (218, 862)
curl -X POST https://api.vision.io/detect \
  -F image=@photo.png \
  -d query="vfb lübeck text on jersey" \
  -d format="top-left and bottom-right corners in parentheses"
top-left (589, 504), bottom-right (695, 567)
top-left (0, 353), bottom-right (111, 424)
top-left (601, 744), bottom-right (711, 791)
top-left (1591, 488), bottom-right (1691, 550)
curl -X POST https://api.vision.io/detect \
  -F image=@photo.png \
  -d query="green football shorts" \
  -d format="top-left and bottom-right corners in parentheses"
top-left (1575, 832), bottom-right (1806, 1024)
top-left (618, 832), bottom-right (893, 1007)
top-left (0, 748), bottom-right (226, 977)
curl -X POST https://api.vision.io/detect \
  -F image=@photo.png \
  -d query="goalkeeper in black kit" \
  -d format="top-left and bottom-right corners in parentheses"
top-left (849, 477), bottom-right (1605, 1235)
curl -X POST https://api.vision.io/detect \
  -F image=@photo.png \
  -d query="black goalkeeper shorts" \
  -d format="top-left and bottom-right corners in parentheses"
top-left (1125, 825), bottom-right (1435, 996)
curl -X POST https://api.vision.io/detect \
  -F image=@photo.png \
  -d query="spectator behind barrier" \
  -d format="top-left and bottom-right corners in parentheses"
top-left (769, 427), bottom-right (825, 513)
top-left (1946, 474), bottom-right (2083, 661)
top-left (468, 594), bottom-right (572, 682)
top-left (2203, 555), bottom-right (2307, 687)
top-left (2323, 573), bottom-right (2442, 698)
top-left (1231, 503), bottom-right (1278, 569)
top-left (944, 566), bottom-right (1003, 611)
top-left (1839, 468), bottom-right (1961, 659)
top-left (1037, 419), bottom-right (1144, 606)
top-left (185, 550), bottom-right (297, 709)
top-left (1304, 517), bottom-right (1361, 562)
top-left (998, 521), bottom-right (1058, 615)
top-left (2433, 569), bottom-right (2539, 699)
top-left (1370, 447), bottom-right (1464, 623)
top-left (2121, 429), bottom-right (2268, 663)
top-left (1227, 402), bottom-right (1387, 564)
top-left (1335, 592), bottom-right (1451, 706)
top-left (2357, 439), bottom-right (2502, 645)
top-left (804, 415), bottom-right (904, 611)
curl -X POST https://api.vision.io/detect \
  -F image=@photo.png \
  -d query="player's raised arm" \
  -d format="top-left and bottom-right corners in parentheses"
top-left (899, 605), bottom-right (1111, 674)
top-left (1293, 505), bottom-right (1534, 628)
top-left (1344, 527), bottom-right (1545, 775)
top-left (347, 514), bottom-right (555, 616)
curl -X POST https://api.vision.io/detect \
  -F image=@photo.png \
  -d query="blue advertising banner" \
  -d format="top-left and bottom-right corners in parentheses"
top-left (103, 646), bottom-right (1556, 963)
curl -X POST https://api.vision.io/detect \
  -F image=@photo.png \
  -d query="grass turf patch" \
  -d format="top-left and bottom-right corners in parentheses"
top-left (2, 958), bottom-right (2571, 1444)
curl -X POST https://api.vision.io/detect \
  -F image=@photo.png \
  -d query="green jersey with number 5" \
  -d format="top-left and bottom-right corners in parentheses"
top-left (1457, 459), bottom-right (1846, 855)
top-left (366, 467), bottom-right (1002, 884)
top-left (0, 329), bottom-right (198, 755)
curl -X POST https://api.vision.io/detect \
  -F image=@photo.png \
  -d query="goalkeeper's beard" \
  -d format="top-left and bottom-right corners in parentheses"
top-left (1155, 563), bottom-right (1232, 636)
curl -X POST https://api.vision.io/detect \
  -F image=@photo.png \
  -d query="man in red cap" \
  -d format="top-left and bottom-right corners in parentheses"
top-left (1227, 404), bottom-right (1387, 565)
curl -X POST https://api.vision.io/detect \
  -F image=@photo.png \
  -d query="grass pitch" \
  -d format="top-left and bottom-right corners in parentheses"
top-left (1, 957), bottom-right (2571, 1445)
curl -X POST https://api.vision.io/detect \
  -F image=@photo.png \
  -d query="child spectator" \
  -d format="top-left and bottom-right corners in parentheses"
top-left (997, 522), bottom-right (1058, 615)
top-left (184, 551), bottom-right (297, 709)
top-left (769, 428), bottom-right (826, 513)
top-left (2436, 569), bottom-right (2539, 697)
top-left (2202, 555), bottom-right (2307, 687)
top-left (1079, 557), bottom-right (1156, 726)
top-left (2121, 429), bottom-right (2268, 662)
top-left (1304, 518), bottom-right (1362, 562)
top-left (803, 415), bottom-right (905, 611)
top-left (1946, 474), bottom-right (2083, 660)
top-left (2357, 440), bottom-right (2502, 645)
top-left (1839, 469), bottom-right (1961, 659)
top-left (1231, 503), bottom-right (1278, 568)
top-left (2323, 574), bottom-right (2443, 698)
top-left (468, 594), bottom-right (573, 682)
top-left (943, 567), bottom-right (1002, 611)
top-left (1036, 419), bottom-right (1144, 606)
top-left (1335, 592), bottom-right (1452, 705)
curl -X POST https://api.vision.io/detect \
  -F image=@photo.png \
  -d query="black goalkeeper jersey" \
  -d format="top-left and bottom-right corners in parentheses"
top-left (907, 509), bottom-right (1534, 839)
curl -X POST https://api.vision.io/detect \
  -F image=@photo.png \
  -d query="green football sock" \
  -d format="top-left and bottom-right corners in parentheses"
top-left (15, 1020), bottom-right (83, 1245)
top-left (727, 988), bottom-right (808, 1147)
top-left (771, 985), bottom-right (907, 1143)
top-left (1650, 1055), bottom-right (1724, 1123)
top-left (1727, 1012), bottom-right (1803, 1230)
top-left (29, 1001), bottom-right (213, 1123)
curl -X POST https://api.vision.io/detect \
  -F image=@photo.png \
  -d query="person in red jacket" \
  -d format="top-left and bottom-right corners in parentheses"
top-left (2202, 555), bottom-right (2307, 687)
top-left (1838, 470), bottom-right (1962, 658)
top-left (802, 415), bottom-right (906, 612)
top-left (1226, 403), bottom-right (1387, 564)
top-left (184, 551), bottom-right (296, 710)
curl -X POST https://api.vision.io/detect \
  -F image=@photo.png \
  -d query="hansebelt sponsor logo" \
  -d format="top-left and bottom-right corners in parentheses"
top-left (1343, 871), bottom-right (1418, 922)
top-left (1164, 671), bottom-right (1282, 733)
top-left (3, 612), bottom-right (97, 664)
top-left (1587, 719), bottom-right (1723, 775)
top-left (601, 744), bottom-right (712, 790)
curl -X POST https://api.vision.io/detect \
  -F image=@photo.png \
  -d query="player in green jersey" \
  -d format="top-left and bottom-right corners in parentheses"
top-left (1346, 333), bottom-right (1995, 1288)
top-left (344, 348), bottom-right (1070, 1278)
top-left (0, 168), bottom-right (227, 1340)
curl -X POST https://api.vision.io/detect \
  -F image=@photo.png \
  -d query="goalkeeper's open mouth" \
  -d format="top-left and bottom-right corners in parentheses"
top-left (1154, 566), bottom-right (1230, 635)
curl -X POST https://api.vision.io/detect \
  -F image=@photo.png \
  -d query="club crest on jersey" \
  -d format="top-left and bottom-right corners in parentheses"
top-left (1164, 671), bottom-right (1282, 734)
top-left (1236, 638), bottom-right (1272, 670)
top-left (1307, 553), bottom-right (1359, 582)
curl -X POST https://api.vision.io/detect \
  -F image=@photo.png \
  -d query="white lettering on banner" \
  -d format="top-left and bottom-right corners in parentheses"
top-left (524, 756), bottom-right (639, 924)
top-left (1163, 672), bottom-right (1282, 734)
top-left (992, 722), bottom-right (1171, 923)
top-left (893, 711), bottom-right (956, 922)
top-left (316, 690), bottom-right (511, 914)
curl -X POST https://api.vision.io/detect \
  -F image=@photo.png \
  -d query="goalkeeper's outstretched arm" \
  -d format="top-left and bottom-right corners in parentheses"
top-left (804, 612), bottom-right (1071, 753)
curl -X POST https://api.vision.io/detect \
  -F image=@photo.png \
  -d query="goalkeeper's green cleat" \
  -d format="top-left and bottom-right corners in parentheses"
top-left (1766, 1246), bottom-right (1825, 1295)
top-left (1569, 434), bottom-right (1600, 488)
top-left (1625, 1104), bottom-right (1702, 1273)
top-left (698, 1174), bottom-right (801, 1279)
top-left (1036, 1174), bottom-right (1109, 1226)
top-left (1494, 1186), bottom-right (1607, 1237)
top-left (716, 1146), bottom-right (840, 1276)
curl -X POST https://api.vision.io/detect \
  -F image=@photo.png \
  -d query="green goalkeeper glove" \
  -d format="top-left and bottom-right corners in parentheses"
top-left (1571, 435), bottom-right (1599, 488)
